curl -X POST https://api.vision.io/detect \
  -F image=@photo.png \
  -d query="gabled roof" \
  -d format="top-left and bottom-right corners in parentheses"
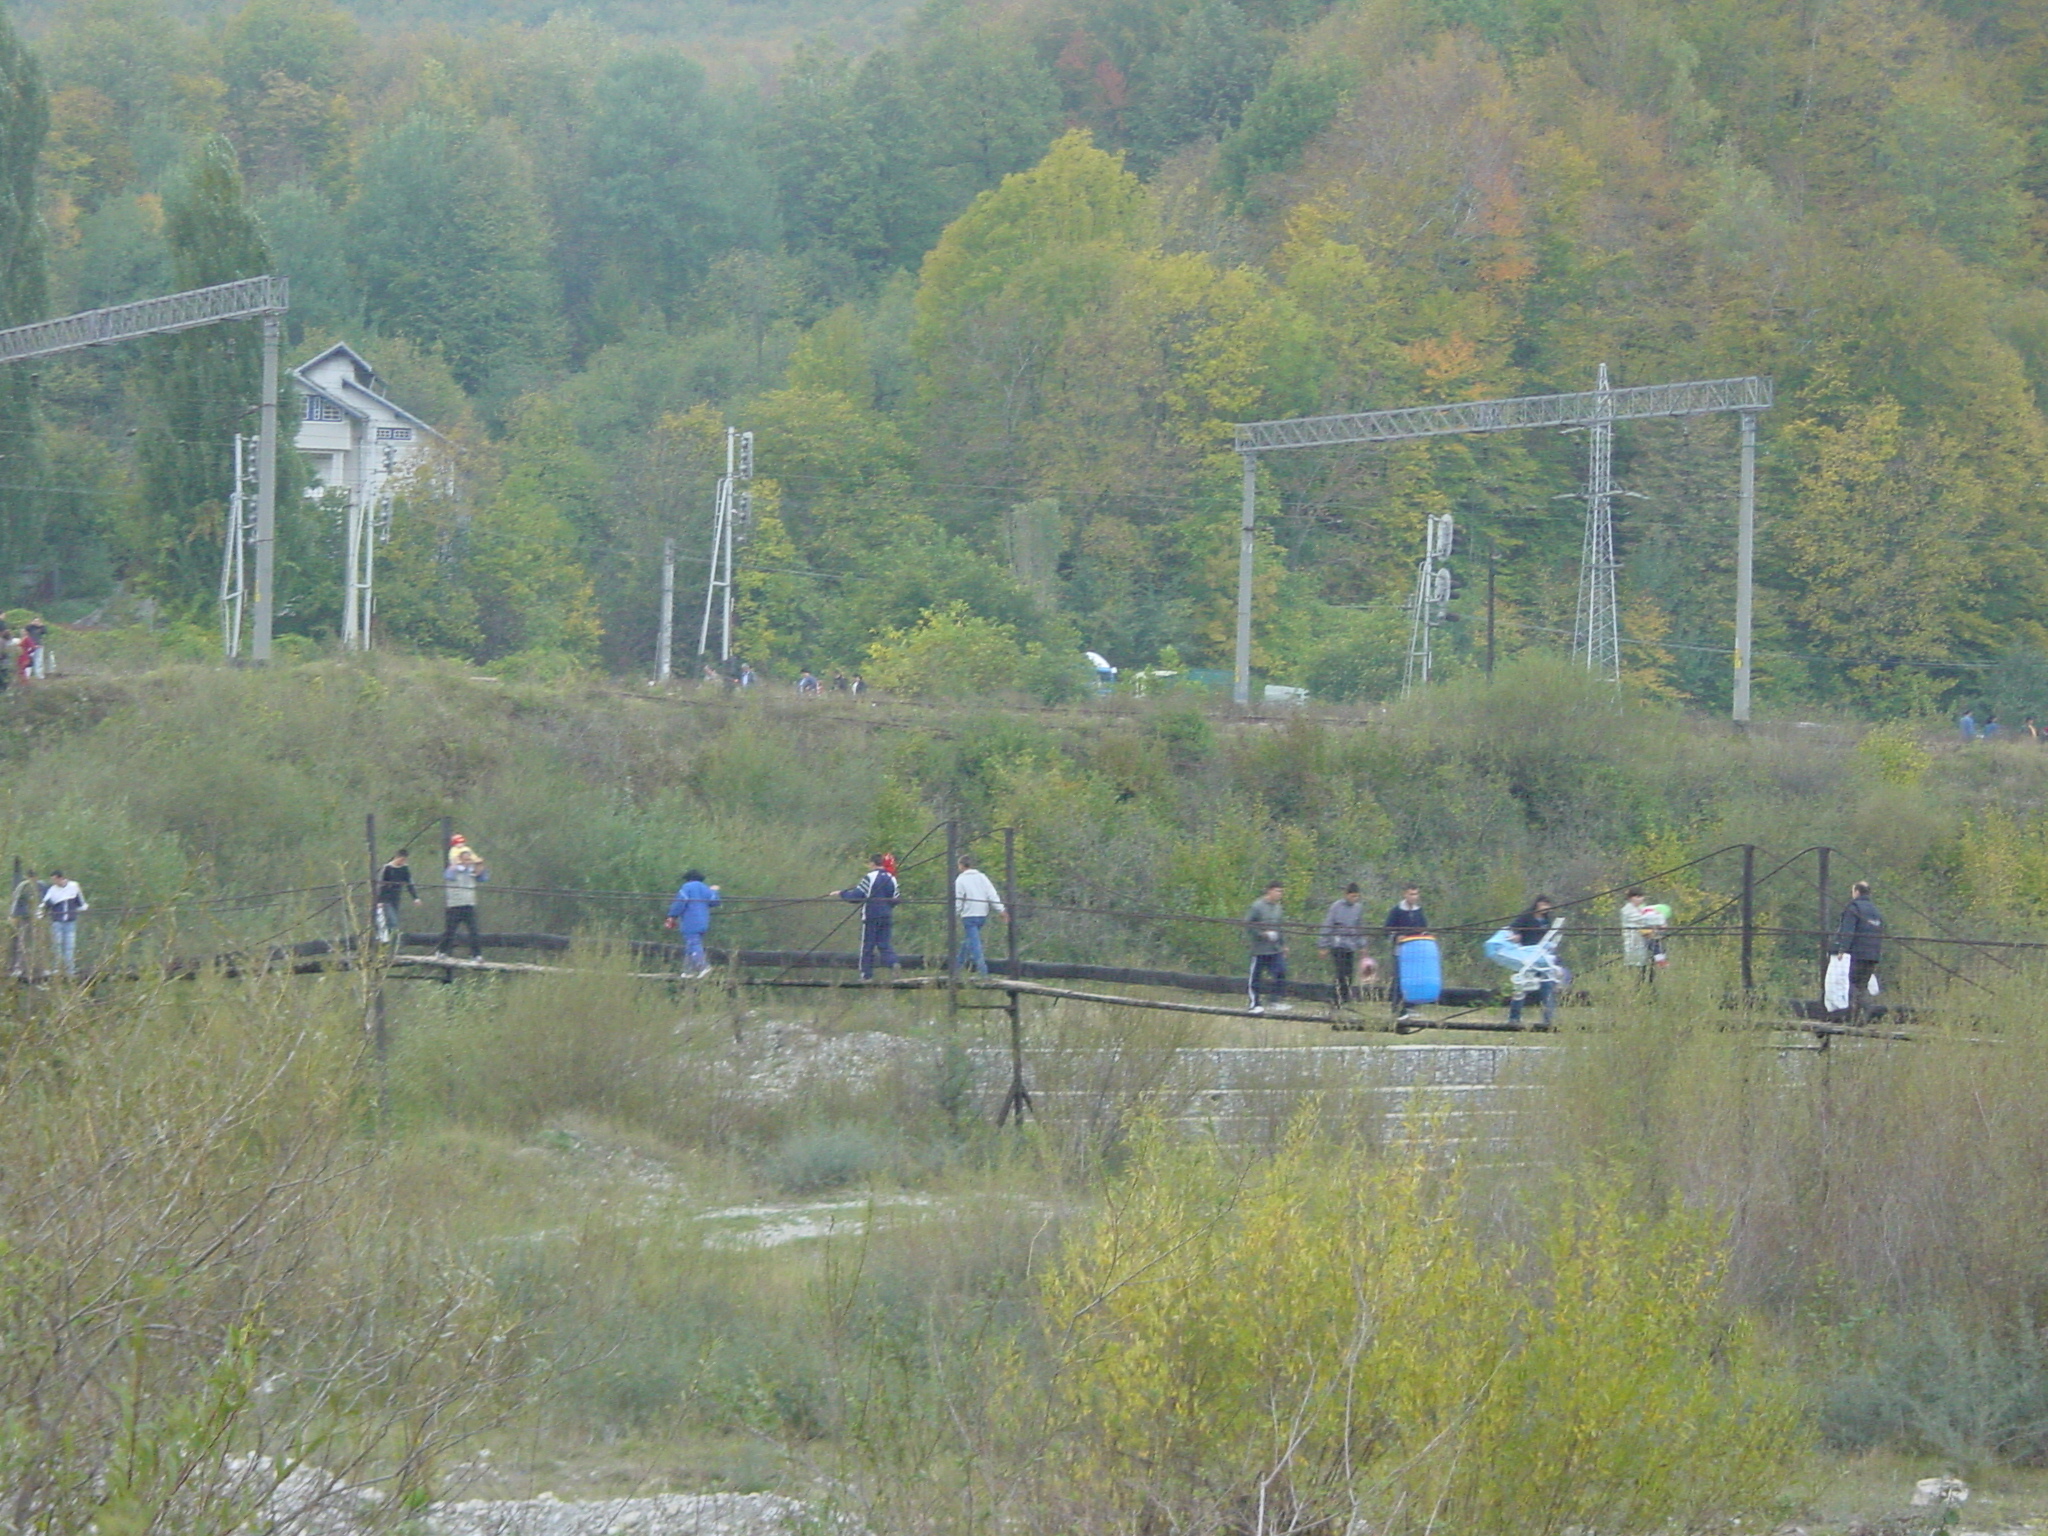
top-left (291, 342), bottom-right (445, 439)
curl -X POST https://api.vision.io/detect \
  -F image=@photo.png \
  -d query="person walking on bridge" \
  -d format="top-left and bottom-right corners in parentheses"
top-left (1245, 881), bottom-right (1291, 1014)
top-left (833, 854), bottom-right (899, 980)
top-left (377, 848), bottom-right (421, 945)
top-left (665, 869), bottom-right (721, 978)
top-left (436, 839), bottom-right (489, 960)
top-left (1319, 883), bottom-right (1367, 1006)
top-left (1505, 895), bottom-right (1559, 1027)
top-left (1383, 883), bottom-right (1427, 1021)
top-left (39, 869), bottom-right (87, 978)
top-left (953, 856), bottom-right (1004, 976)
top-left (1833, 880), bottom-right (1884, 1020)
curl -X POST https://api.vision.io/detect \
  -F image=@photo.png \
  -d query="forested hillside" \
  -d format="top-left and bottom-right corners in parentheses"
top-left (2, 0), bottom-right (2045, 714)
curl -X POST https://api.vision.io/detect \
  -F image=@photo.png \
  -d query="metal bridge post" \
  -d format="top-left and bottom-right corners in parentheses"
top-left (1817, 846), bottom-right (1831, 998)
top-left (1740, 844), bottom-right (1756, 994)
top-left (998, 826), bottom-right (1030, 1127)
top-left (945, 819), bottom-right (959, 1024)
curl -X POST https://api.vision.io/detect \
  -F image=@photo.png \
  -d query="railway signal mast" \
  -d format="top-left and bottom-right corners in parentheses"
top-left (697, 427), bottom-right (754, 662)
top-left (1403, 513), bottom-right (1455, 696)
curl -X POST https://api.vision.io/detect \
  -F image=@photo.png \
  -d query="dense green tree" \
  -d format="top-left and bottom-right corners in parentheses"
top-left (771, 44), bottom-right (946, 281)
top-left (1216, 56), bottom-right (1350, 201)
top-left (132, 139), bottom-right (272, 611)
top-left (1879, 80), bottom-right (2030, 265)
top-left (351, 114), bottom-right (567, 408)
top-left (578, 53), bottom-right (766, 320)
top-left (1126, 0), bottom-right (1277, 168)
top-left (908, 14), bottom-right (1063, 199)
top-left (39, 0), bottom-right (195, 184)
top-left (0, 1), bottom-right (46, 591)
top-left (255, 183), bottom-right (360, 339)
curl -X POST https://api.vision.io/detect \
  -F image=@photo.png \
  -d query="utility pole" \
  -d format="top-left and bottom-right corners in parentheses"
top-left (1403, 513), bottom-right (1454, 696)
top-left (251, 313), bottom-right (281, 664)
top-left (1484, 537), bottom-right (1497, 679)
top-left (1233, 453), bottom-right (1257, 706)
top-left (1571, 363), bottom-right (1622, 686)
top-left (656, 538), bottom-right (675, 682)
top-left (1733, 410), bottom-right (1758, 724)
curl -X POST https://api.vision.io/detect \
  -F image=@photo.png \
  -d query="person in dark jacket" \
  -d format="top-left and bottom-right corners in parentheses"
top-left (1384, 884), bottom-right (1427, 1021)
top-left (376, 849), bottom-right (421, 945)
top-left (1319, 883), bottom-right (1367, 1005)
top-left (833, 855), bottom-right (899, 980)
top-left (1505, 895), bottom-right (1558, 1027)
top-left (1834, 880), bottom-right (1884, 1019)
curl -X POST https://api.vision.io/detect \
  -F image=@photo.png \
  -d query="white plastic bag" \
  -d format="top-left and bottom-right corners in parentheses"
top-left (1824, 952), bottom-right (1851, 1013)
top-left (1866, 972), bottom-right (1881, 996)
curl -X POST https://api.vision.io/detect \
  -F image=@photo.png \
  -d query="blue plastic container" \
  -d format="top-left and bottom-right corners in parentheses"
top-left (1395, 934), bottom-right (1442, 1005)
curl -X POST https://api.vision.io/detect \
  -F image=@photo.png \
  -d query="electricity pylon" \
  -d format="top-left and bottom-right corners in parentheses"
top-left (1571, 363), bottom-right (1622, 685)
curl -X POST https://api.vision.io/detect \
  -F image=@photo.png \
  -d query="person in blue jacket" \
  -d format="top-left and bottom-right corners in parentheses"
top-left (665, 869), bottom-right (721, 978)
top-left (832, 854), bottom-right (899, 980)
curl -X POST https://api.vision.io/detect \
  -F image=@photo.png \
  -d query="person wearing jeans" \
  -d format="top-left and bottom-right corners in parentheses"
top-left (40, 868), bottom-right (87, 978)
top-left (437, 841), bottom-right (489, 959)
top-left (1504, 895), bottom-right (1559, 1027)
top-left (953, 856), bottom-right (1006, 975)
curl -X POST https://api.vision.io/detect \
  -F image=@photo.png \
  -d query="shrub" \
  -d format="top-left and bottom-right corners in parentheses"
top-left (1823, 1309), bottom-right (2048, 1464)
top-left (866, 602), bottom-right (1049, 699)
top-left (767, 1123), bottom-right (897, 1194)
top-left (1029, 1124), bottom-right (1805, 1535)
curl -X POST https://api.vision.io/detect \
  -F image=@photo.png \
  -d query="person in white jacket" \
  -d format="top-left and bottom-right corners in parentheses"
top-left (40, 869), bottom-right (88, 978)
top-left (953, 856), bottom-right (1006, 975)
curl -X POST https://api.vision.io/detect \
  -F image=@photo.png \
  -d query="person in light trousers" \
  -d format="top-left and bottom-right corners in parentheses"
top-left (40, 868), bottom-right (87, 978)
top-left (953, 856), bottom-right (1005, 974)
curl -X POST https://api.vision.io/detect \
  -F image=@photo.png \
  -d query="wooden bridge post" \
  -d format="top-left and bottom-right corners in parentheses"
top-left (1816, 845), bottom-right (1831, 999)
top-left (945, 818), bottom-right (959, 1025)
top-left (1740, 844), bottom-right (1756, 994)
top-left (998, 825), bottom-right (1031, 1126)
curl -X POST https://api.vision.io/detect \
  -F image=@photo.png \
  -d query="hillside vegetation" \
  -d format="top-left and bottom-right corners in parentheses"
top-left (8, 662), bottom-right (2048, 1532)
top-left (0, 0), bottom-right (2042, 716)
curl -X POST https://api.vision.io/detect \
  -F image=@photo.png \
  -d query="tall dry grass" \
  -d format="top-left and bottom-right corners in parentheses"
top-left (0, 970), bottom-right (523, 1533)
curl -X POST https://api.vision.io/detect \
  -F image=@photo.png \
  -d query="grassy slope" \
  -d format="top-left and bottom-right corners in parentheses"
top-left (10, 654), bottom-right (2048, 1526)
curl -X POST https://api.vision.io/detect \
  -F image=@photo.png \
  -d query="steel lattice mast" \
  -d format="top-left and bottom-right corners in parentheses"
top-left (696, 427), bottom-right (754, 663)
top-left (0, 276), bottom-right (290, 662)
top-left (1403, 513), bottom-right (1454, 696)
top-left (1231, 372), bottom-right (1771, 720)
top-left (1571, 364), bottom-right (1622, 684)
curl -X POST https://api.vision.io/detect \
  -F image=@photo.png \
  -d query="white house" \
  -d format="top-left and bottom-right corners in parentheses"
top-left (292, 342), bottom-right (442, 512)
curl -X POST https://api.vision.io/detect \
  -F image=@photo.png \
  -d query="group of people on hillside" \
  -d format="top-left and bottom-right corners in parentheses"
top-left (1959, 710), bottom-right (2048, 742)
top-left (698, 658), bottom-right (864, 698)
top-left (0, 618), bottom-right (46, 692)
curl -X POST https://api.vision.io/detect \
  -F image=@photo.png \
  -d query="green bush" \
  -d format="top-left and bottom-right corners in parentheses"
top-left (1031, 1124), bottom-right (1806, 1535)
top-left (1823, 1309), bottom-right (2048, 1464)
top-left (767, 1123), bottom-right (897, 1194)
